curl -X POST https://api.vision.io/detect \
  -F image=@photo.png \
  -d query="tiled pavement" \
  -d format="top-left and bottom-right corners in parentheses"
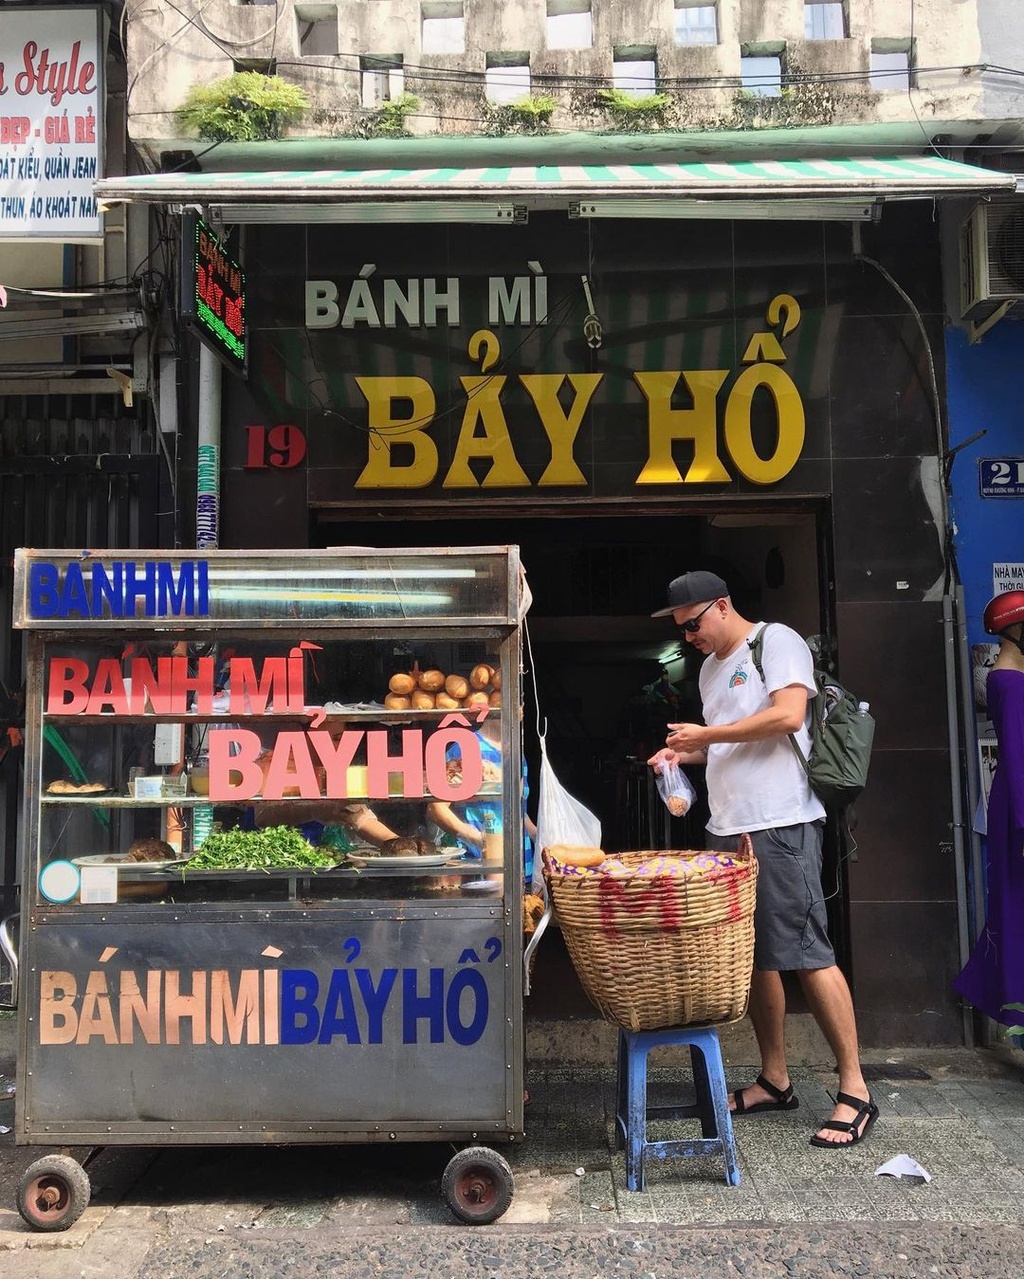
top-left (3, 1029), bottom-right (1024, 1242)
top-left (506, 1059), bottom-right (1024, 1226)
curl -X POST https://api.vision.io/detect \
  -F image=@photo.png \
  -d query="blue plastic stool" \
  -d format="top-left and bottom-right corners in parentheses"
top-left (615, 1025), bottom-right (740, 1190)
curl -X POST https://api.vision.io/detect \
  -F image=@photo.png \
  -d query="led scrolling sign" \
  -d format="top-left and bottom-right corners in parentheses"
top-left (181, 214), bottom-right (246, 373)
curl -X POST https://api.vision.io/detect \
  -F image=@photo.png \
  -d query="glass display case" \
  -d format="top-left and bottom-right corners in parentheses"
top-left (33, 632), bottom-right (515, 906)
top-left (15, 549), bottom-right (525, 910)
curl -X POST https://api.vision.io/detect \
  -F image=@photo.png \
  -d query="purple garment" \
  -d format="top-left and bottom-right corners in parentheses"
top-left (953, 669), bottom-right (1024, 1025)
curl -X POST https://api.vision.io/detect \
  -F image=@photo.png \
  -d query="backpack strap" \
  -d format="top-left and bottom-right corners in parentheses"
top-left (746, 623), bottom-right (811, 775)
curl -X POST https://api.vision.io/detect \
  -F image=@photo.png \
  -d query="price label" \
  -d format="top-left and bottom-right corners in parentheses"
top-left (980, 457), bottom-right (1024, 497)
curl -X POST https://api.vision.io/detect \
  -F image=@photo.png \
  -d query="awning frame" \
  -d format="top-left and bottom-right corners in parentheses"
top-left (94, 155), bottom-right (1017, 224)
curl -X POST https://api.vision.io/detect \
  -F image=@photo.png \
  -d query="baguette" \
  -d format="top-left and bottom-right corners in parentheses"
top-left (546, 844), bottom-right (605, 868)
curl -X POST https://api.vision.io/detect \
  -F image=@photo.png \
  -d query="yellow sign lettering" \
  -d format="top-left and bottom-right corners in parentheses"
top-left (724, 364), bottom-right (805, 485)
top-left (634, 370), bottom-right (730, 484)
top-left (520, 373), bottom-right (602, 487)
top-left (444, 376), bottom-right (530, 489)
top-left (353, 377), bottom-right (439, 489)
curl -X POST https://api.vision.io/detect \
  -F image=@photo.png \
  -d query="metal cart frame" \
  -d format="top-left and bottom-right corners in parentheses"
top-left (10, 546), bottom-right (527, 1229)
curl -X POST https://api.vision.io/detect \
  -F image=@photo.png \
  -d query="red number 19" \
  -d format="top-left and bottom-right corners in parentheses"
top-left (244, 425), bottom-right (307, 469)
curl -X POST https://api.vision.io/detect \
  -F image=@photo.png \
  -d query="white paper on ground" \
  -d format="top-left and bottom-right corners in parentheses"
top-left (875, 1154), bottom-right (931, 1182)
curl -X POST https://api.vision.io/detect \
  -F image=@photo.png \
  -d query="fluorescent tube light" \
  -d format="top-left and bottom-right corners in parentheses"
top-left (569, 199), bottom-right (877, 222)
top-left (204, 202), bottom-right (528, 225)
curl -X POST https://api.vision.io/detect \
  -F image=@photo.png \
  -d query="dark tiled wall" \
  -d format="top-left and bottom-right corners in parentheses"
top-left (836, 603), bottom-right (961, 1044)
top-left (205, 204), bottom-right (964, 1044)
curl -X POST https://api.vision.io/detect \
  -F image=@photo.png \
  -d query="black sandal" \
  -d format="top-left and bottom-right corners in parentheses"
top-left (809, 1090), bottom-right (879, 1148)
top-left (732, 1072), bottom-right (800, 1115)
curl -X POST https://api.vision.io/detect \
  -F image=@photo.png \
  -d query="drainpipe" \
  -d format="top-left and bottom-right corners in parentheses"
top-left (196, 344), bottom-right (221, 551)
top-left (943, 591), bottom-right (976, 1046)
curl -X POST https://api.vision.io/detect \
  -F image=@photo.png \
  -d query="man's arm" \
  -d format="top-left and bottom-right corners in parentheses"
top-left (665, 685), bottom-right (808, 754)
top-left (648, 745), bottom-right (707, 769)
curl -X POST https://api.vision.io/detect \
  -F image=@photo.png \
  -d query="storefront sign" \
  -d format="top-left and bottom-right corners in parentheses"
top-left (205, 717), bottom-right (485, 803)
top-left (37, 953), bottom-right (496, 1046)
top-left (181, 215), bottom-right (246, 373)
top-left (0, 5), bottom-right (103, 240)
top-left (28, 559), bottom-right (210, 620)
top-left (307, 271), bottom-right (548, 329)
top-left (310, 293), bottom-right (807, 492)
top-left (980, 457), bottom-right (1024, 497)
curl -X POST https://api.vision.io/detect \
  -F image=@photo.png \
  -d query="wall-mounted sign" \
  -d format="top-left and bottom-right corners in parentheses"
top-left (0, 5), bottom-right (104, 241)
top-left (180, 214), bottom-right (246, 374)
top-left (993, 562), bottom-right (1024, 593)
top-left (980, 457), bottom-right (1024, 498)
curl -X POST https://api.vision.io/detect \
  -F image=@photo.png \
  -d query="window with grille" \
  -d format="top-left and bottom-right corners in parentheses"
top-left (674, 1), bottom-right (718, 47)
top-left (804, 2), bottom-right (846, 40)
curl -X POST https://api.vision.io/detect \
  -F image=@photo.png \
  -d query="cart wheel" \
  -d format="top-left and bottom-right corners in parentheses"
top-left (441, 1145), bottom-right (514, 1225)
top-left (17, 1155), bottom-right (91, 1232)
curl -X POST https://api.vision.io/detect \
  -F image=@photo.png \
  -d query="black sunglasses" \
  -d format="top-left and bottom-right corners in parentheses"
top-left (677, 599), bottom-right (718, 633)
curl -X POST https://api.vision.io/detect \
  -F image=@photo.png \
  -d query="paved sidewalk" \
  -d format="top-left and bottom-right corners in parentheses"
top-left (516, 1055), bottom-right (1024, 1226)
top-left (3, 1008), bottom-right (1024, 1251)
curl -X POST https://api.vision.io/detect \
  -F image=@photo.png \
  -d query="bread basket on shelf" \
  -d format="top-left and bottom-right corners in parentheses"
top-left (542, 835), bottom-right (757, 1033)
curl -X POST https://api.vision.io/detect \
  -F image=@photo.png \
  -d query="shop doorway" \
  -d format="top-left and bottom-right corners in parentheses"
top-left (312, 505), bottom-right (851, 976)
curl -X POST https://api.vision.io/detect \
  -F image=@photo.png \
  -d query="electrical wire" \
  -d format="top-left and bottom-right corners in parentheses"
top-left (124, 0), bottom-right (204, 115)
top-left (267, 284), bottom-right (581, 441)
top-left (906, 0), bottom-right (948, 160)
top-left (0, 285), bottom-right (138, 299)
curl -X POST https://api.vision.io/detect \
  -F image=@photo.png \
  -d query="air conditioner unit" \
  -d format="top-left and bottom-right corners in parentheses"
top-left (960, 199), bottom-right (1024, 316)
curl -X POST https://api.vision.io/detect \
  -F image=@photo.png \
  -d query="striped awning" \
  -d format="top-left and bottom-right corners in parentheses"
top-left (96, 155), bottom-right (1015, 209)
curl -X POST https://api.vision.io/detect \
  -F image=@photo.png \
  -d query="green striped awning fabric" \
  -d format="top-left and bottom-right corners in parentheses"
top-left (95, 155), bottom-right (1016, 204)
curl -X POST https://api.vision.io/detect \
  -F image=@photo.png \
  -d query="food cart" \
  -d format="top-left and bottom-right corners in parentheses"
top-left (10, 546), bottom-right (527, 1229)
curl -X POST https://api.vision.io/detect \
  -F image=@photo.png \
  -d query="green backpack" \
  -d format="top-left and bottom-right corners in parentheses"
top-left (747, 625), bottom-right (875, 812)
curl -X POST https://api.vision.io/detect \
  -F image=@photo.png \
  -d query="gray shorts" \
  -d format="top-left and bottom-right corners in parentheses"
top-left (705, 822), bottom-right (835, 972)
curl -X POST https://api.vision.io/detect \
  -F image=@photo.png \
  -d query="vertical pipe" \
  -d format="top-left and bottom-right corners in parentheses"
top-left (196, 345), bottom-right (221, 551)
top-left (943, 592), bottom-right (975, 1046)
top-left (191, 345), bottom-right (221, 853)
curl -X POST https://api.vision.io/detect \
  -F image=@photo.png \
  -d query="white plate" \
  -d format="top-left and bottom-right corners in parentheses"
top-left (460, 878), bottom-right (504, 894)
top-left (72, 853), bottom-right (188, 872)
top-left (347, 852), bottom-right (463, 869)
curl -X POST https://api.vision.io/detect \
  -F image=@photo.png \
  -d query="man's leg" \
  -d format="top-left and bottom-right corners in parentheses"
top-left (731, 967), bottom-right (792, 1110)
top-left (797, 964), bottom-right (872, 1144)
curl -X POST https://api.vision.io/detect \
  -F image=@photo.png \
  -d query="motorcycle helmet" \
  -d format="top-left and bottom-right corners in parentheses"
top-left (983, 590), bottom-right (1024, 636)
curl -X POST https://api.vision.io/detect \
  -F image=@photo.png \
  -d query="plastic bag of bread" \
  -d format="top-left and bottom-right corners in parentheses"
top-left (654, 757), bottom-right (696, 817)
top-left (534, 737), bottom-right (602, 888)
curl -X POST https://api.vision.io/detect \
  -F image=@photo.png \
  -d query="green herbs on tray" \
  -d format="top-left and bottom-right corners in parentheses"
top-left (183, 826), bottom-right (337, 872)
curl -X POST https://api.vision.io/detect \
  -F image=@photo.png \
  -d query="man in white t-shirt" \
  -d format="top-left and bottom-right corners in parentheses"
top-left (648, 570), bottom-right (877, 1150)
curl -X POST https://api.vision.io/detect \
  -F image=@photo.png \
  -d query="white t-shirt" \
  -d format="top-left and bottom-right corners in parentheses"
top-left (699, 621), bottom-right (826, 836)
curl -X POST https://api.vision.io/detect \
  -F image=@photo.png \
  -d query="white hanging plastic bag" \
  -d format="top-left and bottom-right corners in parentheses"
top-left (534, 735), bottom-right (602, 889)
top-left (655, 758), bottom-right (696, 817)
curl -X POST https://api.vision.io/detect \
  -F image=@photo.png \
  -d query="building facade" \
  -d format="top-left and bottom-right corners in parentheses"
top-left (0, 3), bottom-right (167, 965)
top-left (71, 1), bottom-right (1024, 1043)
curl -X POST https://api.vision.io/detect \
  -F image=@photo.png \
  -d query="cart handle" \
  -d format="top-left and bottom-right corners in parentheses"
top-left (0, 914), bottom-right (18, 1010)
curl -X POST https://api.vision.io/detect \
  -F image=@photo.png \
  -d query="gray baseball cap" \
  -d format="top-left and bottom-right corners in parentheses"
top-left (651, 571), bottom-right (730, 618)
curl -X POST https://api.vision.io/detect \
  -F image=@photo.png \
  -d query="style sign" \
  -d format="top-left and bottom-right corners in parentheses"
top-left (980, 458), bottom-right (1024, 498)
top-left (0, 5), bottom-right (103, 240)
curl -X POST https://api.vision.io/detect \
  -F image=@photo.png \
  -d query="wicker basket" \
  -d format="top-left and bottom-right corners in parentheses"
top-left (543, 837), bottom-right (757, 1032)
